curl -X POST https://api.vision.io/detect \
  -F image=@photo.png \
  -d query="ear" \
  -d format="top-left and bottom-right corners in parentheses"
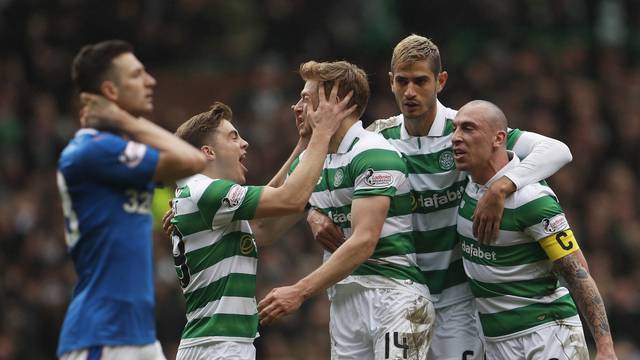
top-left (201, 145), bottom-right (215, 160)
top-left (388, 71), bottom-right (394, 90)
top-left (100, 80), bottom-right (119, 102)
top-left (494, 130), bottom-right (507, 148)
top-left (436, 71), bottom-right (448, 94)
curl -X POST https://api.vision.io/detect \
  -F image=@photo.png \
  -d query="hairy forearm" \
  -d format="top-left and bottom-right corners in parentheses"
top-left (555, 254), bottom-right (614, 350)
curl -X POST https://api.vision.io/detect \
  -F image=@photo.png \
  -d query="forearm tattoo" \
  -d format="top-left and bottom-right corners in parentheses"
top-left (554, 253), bottom-right (611, 340)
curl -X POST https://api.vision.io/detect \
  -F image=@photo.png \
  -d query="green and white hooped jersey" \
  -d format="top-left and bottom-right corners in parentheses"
top-left (457, 154), bottom-right (580, 341)
top-left (170, 174), bottom-right (264, 347)
top-left (369, 102), bottom-right (524, 308)
top-left (292, 121), bottom-right (428, 296)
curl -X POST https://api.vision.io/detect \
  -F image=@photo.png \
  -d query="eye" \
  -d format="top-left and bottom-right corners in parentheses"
top-left (414, 78), bottom-right (427, 86)
top-left (396, 78), bottom-right (408, 86)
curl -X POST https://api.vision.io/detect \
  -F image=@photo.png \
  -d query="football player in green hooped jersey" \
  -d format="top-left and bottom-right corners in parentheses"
top-left (258, 60), bottom-right (435, 360)
top-left (168, 86), bottom-right (356, 360)
top-left (453, 100), bottom-right (616, 360)
top-left (307, 34), bottom-right (574, 360)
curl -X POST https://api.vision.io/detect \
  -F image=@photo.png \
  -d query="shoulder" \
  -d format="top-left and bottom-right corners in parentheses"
top-left (367, 115), bottom-right (403, 138)
top-left (510, 182), bottom-right (558, 208)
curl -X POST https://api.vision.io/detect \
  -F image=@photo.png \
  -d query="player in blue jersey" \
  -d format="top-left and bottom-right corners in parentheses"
top-left (56, 40), bottom-right (206, 360)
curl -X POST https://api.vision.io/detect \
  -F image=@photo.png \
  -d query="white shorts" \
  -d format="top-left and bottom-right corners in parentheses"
top-left (329, 284), bottom-right (435, 360)
top-left (60, 341), bottom-right (165, 360)
top-left (485, 324), bottom-right (588, 360)
top-left (176, 341), bottom-right (256, 360)
top-left (427, 298), bottom-right (484, 360)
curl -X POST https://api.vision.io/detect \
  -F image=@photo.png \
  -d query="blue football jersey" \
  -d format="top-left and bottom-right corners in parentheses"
top-left (56, 129), bottom-right (160, 356)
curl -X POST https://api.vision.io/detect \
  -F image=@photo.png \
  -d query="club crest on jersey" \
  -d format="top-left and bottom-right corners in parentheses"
top-left (363, 168), bottom-right (393, 187)
top-left (542, 214), bottom-right (568, 233)
top-left (438, 150), bottom-right (455, 171)
top-left (222, 184), bottom-right (245, 209)
top-left (240, 234), bottom-right (256, 255)
top-left (118, 141), bottom-right (147, 168)
top-left (334, 168), bottom-right (344, 187)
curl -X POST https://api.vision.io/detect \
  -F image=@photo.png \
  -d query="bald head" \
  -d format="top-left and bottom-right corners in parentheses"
top-left (458, 100), bottom-right (508, 134)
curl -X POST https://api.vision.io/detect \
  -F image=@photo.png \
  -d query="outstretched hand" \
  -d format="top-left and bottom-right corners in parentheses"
top-left (306, 80), bottom-right (357, 137)
top-left (257, 285), bottom-right (305, 325)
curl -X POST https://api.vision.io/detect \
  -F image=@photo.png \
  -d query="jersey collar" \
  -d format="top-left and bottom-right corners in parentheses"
top-left (74, 128), bottom-right (98, 137)
top-left (336, 121), bottom-right (364, 154)
top-left (399, 99), bottom-right (449, 139)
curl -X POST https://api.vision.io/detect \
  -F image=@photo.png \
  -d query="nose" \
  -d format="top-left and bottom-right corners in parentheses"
top-left (293, 100), bottom-right (303, 115)
top-left (452, 126), bottom-right (462, 144)
top-left (404, 83), bottom-right (416, 98)
top-left (241, 137), bottom-right (249, 149)
top-left (145, 73), bottom-right (157, 87)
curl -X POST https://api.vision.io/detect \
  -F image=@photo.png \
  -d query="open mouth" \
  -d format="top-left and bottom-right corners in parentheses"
top-left (239, 154), bottom-right (248, 173)
top-left (453, 148), bottom-right (466, 159)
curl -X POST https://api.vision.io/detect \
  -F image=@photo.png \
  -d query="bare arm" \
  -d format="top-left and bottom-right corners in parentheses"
top-left (80, 93), bottom-right (205, 183)
top-left (553, 251), bottom-right (617, 359)
top-left (257, 195), bottom-right (389, 324)
top-left (250, 212), bottom-right (305, 247)
top-left (253, 84), bottom-right (355, 218)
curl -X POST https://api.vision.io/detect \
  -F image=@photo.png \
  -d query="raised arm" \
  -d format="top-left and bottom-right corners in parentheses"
top-left (80, 93), bottom-right (205, 183)
top-left (553, 250), bottom-right (617, 360)
top-left (253, 83), bottom-right (355, 218)
top-left (257, 195), bottom-right (389, 324)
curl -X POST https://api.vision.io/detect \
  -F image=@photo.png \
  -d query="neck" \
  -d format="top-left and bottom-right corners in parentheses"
top-left (403, 103), bottom-right (437, 136)
top-left (328, 116), bottom-right (358, 153)
top-left (201, 163), bottom-right (222, 180)
top-left (469, 150), bottom-right (510, 185)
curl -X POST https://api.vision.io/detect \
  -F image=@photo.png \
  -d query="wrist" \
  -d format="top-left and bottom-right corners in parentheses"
top-left (491, 176), bottom-right (516, 196)
top-left (293, 278), bottom-right (314, 300)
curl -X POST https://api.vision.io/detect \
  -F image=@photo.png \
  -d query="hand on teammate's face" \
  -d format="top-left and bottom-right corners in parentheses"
top-left (305, 81), bottom-right (356, 137)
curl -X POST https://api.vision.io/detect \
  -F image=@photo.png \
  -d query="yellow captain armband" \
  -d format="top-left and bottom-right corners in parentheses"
top-left (539, 229), bottom-right (580, 261)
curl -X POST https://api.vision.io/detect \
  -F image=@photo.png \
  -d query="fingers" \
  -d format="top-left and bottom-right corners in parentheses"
top-left (329, 79), bottom-right (341, 102)
top-left (472, 209), bottom-right (479, 239)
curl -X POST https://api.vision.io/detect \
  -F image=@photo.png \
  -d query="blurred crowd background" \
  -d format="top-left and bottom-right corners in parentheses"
top-left (1, 0), bottom-right (639, 359)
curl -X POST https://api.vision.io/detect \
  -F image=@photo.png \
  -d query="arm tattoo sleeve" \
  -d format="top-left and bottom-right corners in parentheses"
top-left (553, 252), bottom-right (612, 341)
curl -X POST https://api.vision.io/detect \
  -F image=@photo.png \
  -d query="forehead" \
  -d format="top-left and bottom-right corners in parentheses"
top-left (301, 80), bottom-right (318, 95)
top-left (217, 119), bottom-right (237, 134)
top-left (111, 52), bottom-right (143, 75)
top-left (454, 106), bottom-right (485, 126)
top-left (393, 60), bottom-right (435, 78)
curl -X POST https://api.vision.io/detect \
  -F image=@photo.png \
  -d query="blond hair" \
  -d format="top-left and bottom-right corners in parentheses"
top-left (299, 60), bottom-right (370, 119)
top-left (175, 102), bottom-right (232, 147)
top-left (391, 34), bottom-right (441, 75)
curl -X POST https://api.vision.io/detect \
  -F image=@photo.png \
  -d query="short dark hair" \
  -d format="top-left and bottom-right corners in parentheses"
top-left (175, 102), bottom-right (233, 147)
top-left (71, 40), bottom-right (133, 93)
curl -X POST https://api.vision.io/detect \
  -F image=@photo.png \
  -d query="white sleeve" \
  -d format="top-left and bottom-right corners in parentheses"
top-left (505, 131), bottom-right (573, 189)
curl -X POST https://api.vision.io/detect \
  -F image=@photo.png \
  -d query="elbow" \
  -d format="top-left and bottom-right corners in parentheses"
top-left (357, 235), bottom-right (378, 259)
top-left (557, 141), bottom-right (573, 164)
